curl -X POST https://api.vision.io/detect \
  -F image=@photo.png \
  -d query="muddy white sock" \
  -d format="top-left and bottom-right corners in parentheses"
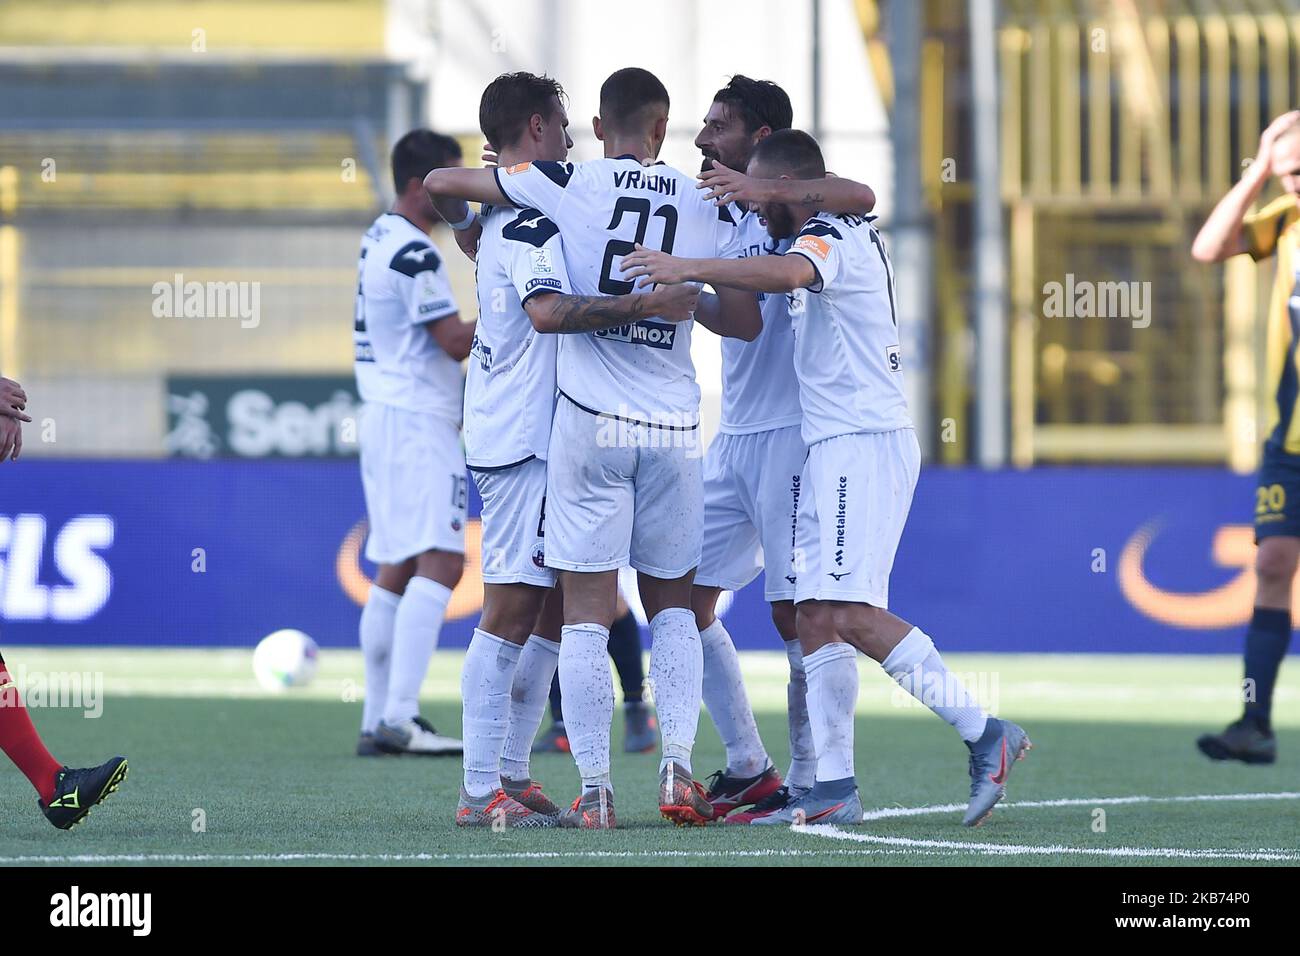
top-left (700, 618), bottom-right (768, 777)
top-left (461, 629), bottom-right (521, 797)
top-left (881, 626), bottom-right (988, 743)
top-left (501, 634), bottom-right (560, 781)
top-left (559, 623), bottom-right (613, 790)
top-left (805, 642), bottom-right (858, 783)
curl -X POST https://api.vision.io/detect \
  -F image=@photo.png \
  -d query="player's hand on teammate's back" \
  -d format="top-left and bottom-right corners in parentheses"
top-left (645, 280), bottom-right (700, 324)
top-left (0, 415), bottom-right (22, 463)
top-left (697, 160), bottom-right (766, 208)
top-left (623, 244), bottom-right (691, 288)
top-left (0, 376), bottom-right (31, 422)
top-left (1255, 111), bottom-right (1300, 176)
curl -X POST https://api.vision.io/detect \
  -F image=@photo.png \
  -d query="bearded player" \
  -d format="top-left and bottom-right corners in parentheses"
top-left (686, 76), bottom-right (879, 823)
top-left (625, 130), bottom-right (1032, 827)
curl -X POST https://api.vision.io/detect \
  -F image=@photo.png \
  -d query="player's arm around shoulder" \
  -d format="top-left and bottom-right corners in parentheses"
top-left (698, 161), bottom-right (875, 216)
top-left (622, 243), bottom-right (813, 296)
top-left (423, 166), bottom-right (508, 207)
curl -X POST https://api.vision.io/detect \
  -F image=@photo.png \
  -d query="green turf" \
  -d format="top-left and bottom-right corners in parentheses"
top-left (1, 648), bottom-right (1297, 866)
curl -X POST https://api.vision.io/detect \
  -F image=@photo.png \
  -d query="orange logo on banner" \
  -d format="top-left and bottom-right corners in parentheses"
top-left (336, 519), bottom-right (485, 620)
top-left (506, 162), bottom-right (532, 175)
top-left (1115, 522), bottom-right (1299, 630)
top-left (794, 235), bottom-right (830, 261)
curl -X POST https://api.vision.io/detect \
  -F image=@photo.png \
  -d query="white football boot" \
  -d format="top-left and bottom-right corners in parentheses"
top-left (375, 715), bottom-right (462, 756)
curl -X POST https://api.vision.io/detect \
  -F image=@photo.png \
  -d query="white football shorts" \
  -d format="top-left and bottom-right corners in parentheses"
top-left (544, 395), bottom-right (704, 579)
top-left (359, 402), bottom-right (467, 564)
top-left (471, 455), bottom-right (555, 588)
top-left (695, 424), bottom-right (807, 602)
top-left (791, 428), bottom-right (920, 607)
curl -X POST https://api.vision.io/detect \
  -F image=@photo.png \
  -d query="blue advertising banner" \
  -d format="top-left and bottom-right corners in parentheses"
top-left (0, 461), bottom-right (1287, 654)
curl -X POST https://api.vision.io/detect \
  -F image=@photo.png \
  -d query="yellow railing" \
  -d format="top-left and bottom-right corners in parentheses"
top-left (0, 0), bottom-right (385, 54)
top-left (990, 3), bottom-right (1300, 469)
top-left (0, 131), bottom-right (379, 213)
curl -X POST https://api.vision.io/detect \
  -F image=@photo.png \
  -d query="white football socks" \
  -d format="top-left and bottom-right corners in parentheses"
top-left (700, 618), bottom-right (769, 778)
top-left (359, 585), bottom-right (400, 735)
top-left (559, 623), bottom-right (613, 791)
top-left (648, 607), bottom-right (703, 776)
top-left (501, 634), bottom-right (560, 782)
top-left (783, 638), bottom-right (816, 791)
top-left (881, 626), bottom-right (989, 743)
top-left (805, 642), bottom-right (859, 783)
top-left (461, 628), bottom-right (522, 797)
top-left (383, 576), bottom-right (452, 726)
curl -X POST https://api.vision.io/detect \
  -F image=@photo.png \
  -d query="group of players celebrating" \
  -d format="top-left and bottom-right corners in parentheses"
top-left (356, 65), bottom-right (1031, 830)
top-left (4, 77), bottom-right (1296, 840)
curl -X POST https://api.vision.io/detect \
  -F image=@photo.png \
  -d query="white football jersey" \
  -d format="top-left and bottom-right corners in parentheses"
top-left (494, 156), bottom-right (746, 427)
top-left (353, 212), bottom-right (464, 421)
top-left (718, 208), bottom-right (803, 435)
top-left (463, 205), bottom-right (570, 469)
top-left (785, 213), bottom-right (912, 445)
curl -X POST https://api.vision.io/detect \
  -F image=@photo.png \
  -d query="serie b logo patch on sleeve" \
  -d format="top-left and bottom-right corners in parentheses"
top-left (794, 235), bottom-right (831, 261)
top-left (530, 248), bottom-right (553, 274)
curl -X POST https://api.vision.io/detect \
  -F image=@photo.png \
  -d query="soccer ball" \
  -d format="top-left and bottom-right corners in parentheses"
top-left (252, 629), bottom-right (319, 691)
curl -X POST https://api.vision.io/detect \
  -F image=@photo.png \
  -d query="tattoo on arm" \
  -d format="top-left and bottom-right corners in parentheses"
top-left (800, 192), bottom-right (824, 204)
top-left (551, 294), bottom-right (648, 333)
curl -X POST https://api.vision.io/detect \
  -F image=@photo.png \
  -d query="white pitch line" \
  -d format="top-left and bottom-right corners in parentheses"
top-left (0, 847), bottom-right (945, 865)
top-left (804, 828), bottom-right (1300, 862)
top-left (7, 792), bottom-right (1297, 866)
top-left (805, 790), bottom-right (1300, 861)
top-left (861, 790), bottom-right (1300, 820)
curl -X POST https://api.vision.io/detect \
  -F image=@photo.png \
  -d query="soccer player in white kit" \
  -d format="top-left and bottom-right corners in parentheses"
top-left (452, 72), bottom-right (700, 828)
top-left (426, 67), bottom-right (761, 827)
top-left (684, 77), bottom-right (881, 823)
top-left (354, 130), bottom-right (476, 758)
top-left (624, 129), bottom-right (1033, 828)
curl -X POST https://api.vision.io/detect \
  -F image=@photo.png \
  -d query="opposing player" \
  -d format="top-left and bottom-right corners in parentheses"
top-left (685, 77), bottom-right (879, 822)
top-left (427, 67), bottom-right (760, 827)
top-left (354, 130), bottom-right (475, 758)
top-left (452, 72), bottom-right (698, 827)
top-left (624, 130), bottom-right (1032, 827)
top-left (1191, 110), bottom-right (1300, 764)
top-left (0, 375), bottom-right (129, 828)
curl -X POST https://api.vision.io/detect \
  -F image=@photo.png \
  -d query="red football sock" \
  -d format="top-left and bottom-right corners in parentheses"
top-left (0, 662), bottom-right (62, 803)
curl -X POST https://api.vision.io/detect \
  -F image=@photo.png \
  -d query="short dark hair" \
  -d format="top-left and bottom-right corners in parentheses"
top-left (751, 128), bottom-right (825, 180)
top-left (479, 72), bottom-right (567, 150)
top-left (391, 129), bottom-right (461, 194)
top-left (712, 75), bottom-right (793, 134)
top-left (599, 67), bottom-right (670, 136)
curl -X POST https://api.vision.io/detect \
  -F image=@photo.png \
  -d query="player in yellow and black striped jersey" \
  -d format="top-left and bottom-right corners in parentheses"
top-left (1191, 110), bottom-right (1300, 764)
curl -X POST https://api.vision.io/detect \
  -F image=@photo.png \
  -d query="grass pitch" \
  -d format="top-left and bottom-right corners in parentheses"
top-left (1, 648), bottom-right (1297, 866)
